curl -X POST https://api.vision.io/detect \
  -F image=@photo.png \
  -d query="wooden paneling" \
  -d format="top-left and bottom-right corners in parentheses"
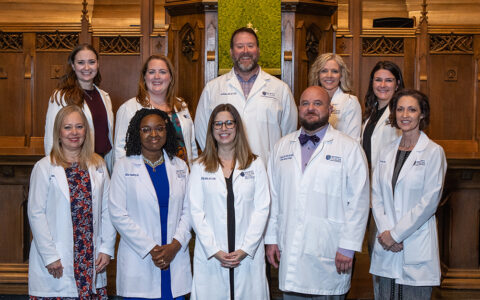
top-left (428, 54), bottom-right (475, 140)
top-left (0, 53), bottom-right (25, 136)
top-left (0, 185), bottom-right (27, 263)
top-left (33, 51), bottom-right (70, 137)
top-left (97, 54), bottom-right (141, 113)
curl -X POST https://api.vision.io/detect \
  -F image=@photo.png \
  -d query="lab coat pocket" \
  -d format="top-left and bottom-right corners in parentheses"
top-left (304, 217), bottom-right (341, 259)
top-left (403, 223), bottom-right (432, 265)
top-left (255, 97), bottom-right (280, 125)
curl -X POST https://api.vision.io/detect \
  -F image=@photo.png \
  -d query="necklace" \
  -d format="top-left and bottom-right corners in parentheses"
top-left (84, 89), bottom-right (93, 101)
top-left (143, 154), bottom-right (164, 172)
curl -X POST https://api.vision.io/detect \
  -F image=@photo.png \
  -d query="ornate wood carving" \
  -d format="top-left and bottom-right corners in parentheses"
top-left (430, 34), bottom-right (473, 54)
top-left (36, 31), bottom-right (79, 51)
top-left (0, 32), bottom-right (23, 51)
top-left (362, 37), bottom-right (404, 56)
top-left (305, 27), bottom-right (319, 63)
top-left (181, 24), bottom-right (196, 61)
top-left (99, 36), bottom-right (140, 54)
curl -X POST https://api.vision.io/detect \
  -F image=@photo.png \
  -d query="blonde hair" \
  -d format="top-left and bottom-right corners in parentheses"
top-left (50, 105), bottom-right (103, 169)
top-left (196, 104), bottom-right (256, 173)
top-left (309, 53), bottom-right (352, 93)
top-left (136, 54), bottom-right (184, 112)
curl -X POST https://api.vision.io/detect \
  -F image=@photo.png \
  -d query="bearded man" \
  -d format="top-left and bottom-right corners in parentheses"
top-left (265, 86), bottom-right (370, 299)
top-left (195, 27), bottom-right (297, 165)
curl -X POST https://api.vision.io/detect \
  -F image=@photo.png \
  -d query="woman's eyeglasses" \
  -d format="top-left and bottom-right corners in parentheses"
top-left (140, 126), bottom-right (166, 135)
top-left (213, 120), bottom-right (236, 130)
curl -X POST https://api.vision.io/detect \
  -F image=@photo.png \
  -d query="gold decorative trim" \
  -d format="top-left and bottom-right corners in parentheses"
top-left (362, 37), bottom-right (404, 56)
top-left (0, 32), bottom-right (23, 51)
top-left (430, 34), bottom-right (473, 54)
top-left (99, 36), bottom-right (140, 55)
top-left (36, 31), bottom-right (79, 51)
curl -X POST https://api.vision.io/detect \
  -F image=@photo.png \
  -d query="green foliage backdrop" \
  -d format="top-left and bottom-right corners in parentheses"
top-left (218, 0), bottom-right (281, 72)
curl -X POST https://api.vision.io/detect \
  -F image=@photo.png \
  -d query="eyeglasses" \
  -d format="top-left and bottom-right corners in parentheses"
top-left (213, 120), bottom-right (236, 130)
top-left (140, 126), bottom-right (166, 135)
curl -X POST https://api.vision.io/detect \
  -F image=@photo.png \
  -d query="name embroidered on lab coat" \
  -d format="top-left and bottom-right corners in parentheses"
top-left (220, 92), bottom-right (237, 96)
top-left (176, 170), bottom-right (186, 178)
top-left (280, 154), bottom-right (294, 161)
top-left (201, 176), bottom-right (216, 181)
top-left (125, 173), bottom-right (139, 177)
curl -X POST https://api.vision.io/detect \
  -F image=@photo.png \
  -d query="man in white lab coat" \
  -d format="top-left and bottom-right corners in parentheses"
top-left (195, 27), bottom-right (298, 164)
top-left (265, 86), bottom-right (370, 299)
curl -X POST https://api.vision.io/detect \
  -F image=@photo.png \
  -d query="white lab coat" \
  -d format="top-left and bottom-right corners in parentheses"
top-left (329, 88), bottom-right (362, 142)
top-left (369, 132), bottom-right (447, 286)
top-left (265, 126), bottom-right (370, 295)
top-left (44, 86), bottom-right (115, 172)
top-left (361, 106), bottom-right (401, 173)
top-left (27, 156), bottom-right (116, 297)
top-left (113, 97), bottom-right (198, 166)
top-left (188, 158), bottom-right (270, 300)
top-left (195, 68), bottom-right (298, 165)
top-left (109, 153), bottom-right (192, 298)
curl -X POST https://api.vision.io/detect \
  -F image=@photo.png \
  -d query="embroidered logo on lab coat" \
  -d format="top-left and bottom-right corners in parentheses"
top-left (241, 170), bottom-right (255, 179)
top-left (261, 91), bottom-right (276, 99)
top-left (326, 155), bottom-right (342, 163)
top-left (176, 170), bottom-right (186, 179)
top-left (413, 160), bottom-right (425, 166)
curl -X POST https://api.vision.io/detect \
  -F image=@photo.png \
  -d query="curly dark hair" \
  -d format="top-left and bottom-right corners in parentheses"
top-left (125, 108), bottom-right (178, 160)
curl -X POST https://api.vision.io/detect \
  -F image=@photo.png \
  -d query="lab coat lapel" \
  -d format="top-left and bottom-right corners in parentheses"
top-left (134, 155), bottom-right (158, 201)
top-left (396, 132), bottom-right (429, 184)
top-left (372, 106), bottom-right (390, 136)
top-left (52, 164), bottom-right (70, 201)
top-left (226, 70), bottom-right (245, 99)
top-left (308, 126), bottom-right (333, 164)
top-left (247, 70), bottom-right (266, 101)
top-left (290, 131), bottom-right (304, 173)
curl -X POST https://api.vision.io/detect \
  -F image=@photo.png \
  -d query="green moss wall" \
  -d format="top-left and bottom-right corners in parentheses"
top-left (218, 0), bottom-right (281, 72)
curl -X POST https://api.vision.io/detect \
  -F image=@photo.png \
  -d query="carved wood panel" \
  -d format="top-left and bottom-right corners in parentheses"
top-left (0, 53), bottom-right (25, 137)
top-left (36, 31), bottom-right (79, 51)
top-left (0, 32), bottom-right (23, 52)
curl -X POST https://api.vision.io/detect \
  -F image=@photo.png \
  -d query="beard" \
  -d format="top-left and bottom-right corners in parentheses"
top-left (232, 53), bottom-right (259, 73)
top-left (300, 114), bottom-right (329, 131)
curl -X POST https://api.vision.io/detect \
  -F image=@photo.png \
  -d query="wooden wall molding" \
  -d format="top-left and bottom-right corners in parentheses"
top-left (35, 31), bottom-right (79, 51)
top-left (99, 35), bottom-right (141, 55)
top-left (362, 36), bottom-right (404, 56)
top-left (0, 32), bottom-right (23, 51)
top-left (430, 33), bottom-right (473, 54)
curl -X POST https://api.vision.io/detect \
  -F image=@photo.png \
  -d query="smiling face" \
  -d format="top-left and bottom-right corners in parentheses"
top-left (213, 111), bottom-right (237, 147)
top-left (71, 49), bottom-right (98, 89)
top-left (373, 69), bottom-right (399, 106)
top-left (59, 111), bottom-right (86, 153)
top-left (230, 32), bottom-right (260, 74)
top-left (298, 86), bottom-right (331, 134)
top-left (318, 59), bottom-right (341, 96)
top-left (144, 59), bottom-right (172, 97)
top-left (140, 114), bottom-right (167, 158)
top-left (395, 95), bottom-right (423, 134)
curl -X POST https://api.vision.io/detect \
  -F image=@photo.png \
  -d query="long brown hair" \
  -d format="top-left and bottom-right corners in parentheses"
top-left (50, 105), bottom-right (103, 169)
top-left (363, 61), bottom-right (404, 122)
top-left (136, 54), bottom-right (183, 112)
top-left (51, 44), bottom-right (101, 106)
top-left (196, 104), bottom-right (256, 172)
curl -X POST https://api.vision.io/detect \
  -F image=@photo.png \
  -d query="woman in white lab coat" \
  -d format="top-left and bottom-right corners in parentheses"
top-left (370, 89), bottom-right (447, 300)
top-left (28, 105), bottom-right (116, 299)
top-left (309, 53), bottom-right (362, 141)
top-left (109, 108), bottom-right (191, 300)
top-left (188, 103), bottom-right (270, 300)
top-left (44, 44), bottom-right (114, 172)
top-left (114, 54), bottom-right (197, 166)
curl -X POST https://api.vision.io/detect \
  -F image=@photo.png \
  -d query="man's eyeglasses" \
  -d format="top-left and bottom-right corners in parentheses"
top-left (140, 126), bottom-right (166, 135)
top-left (213, 120), bottom-right (236, 130)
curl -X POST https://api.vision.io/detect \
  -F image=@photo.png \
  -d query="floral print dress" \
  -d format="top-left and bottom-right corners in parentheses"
top-left (30, 163), bottom-right (108, 300)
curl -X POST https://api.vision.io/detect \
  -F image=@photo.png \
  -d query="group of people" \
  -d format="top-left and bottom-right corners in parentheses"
top-left (27, 26), bottom-right (446, 300)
